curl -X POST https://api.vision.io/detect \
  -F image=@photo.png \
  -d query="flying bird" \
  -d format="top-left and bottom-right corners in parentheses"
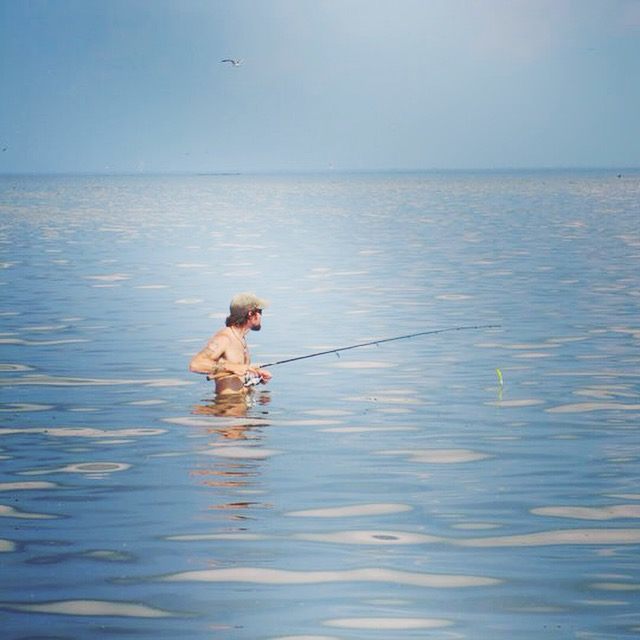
top-left (220, 58), bottom-right (244, 67)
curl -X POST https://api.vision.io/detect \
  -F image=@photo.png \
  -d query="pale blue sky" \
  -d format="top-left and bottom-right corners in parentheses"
top-left (1, 0), bottom-right (639, 173)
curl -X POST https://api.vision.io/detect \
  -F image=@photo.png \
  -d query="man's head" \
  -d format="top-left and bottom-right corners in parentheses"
top-left (226, 292), bottom-right (268, 330)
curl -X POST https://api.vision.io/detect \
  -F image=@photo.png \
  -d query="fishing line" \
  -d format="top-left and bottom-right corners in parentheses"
top-left (260, 324), bottom-right (501, 369)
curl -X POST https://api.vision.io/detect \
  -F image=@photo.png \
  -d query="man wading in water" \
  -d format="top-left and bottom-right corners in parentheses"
top-left (189, 293), bottom-right (272, 395)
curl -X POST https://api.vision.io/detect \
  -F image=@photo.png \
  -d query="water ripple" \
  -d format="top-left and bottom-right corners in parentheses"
top-left (324, 617), bottom-right (452, 630)
top-left (0, 363), bottom-right (34, 372)
top-left (547, 402), bottom-right (640, 413)
top-left (0, 504), bottom-right (58, 519)
top-left (531, 505), bottom-right (640, 520)
top-left (379, 448), bottom-right (491, 464)
top-left (0, 427), bottom-right (165, 438)
top-left (160, 566), bottom-right (499, 588)
top-left (455, 528), bottom-right (640, 547)
top-left (590, 582), bottom-right (640, 592)
top-left (487, 399), bottom-right (545, 408)
top-left (269, 634), bottom-right (340, 640)
top-left (331, 361), bottom-right (397, 370)
top-left (166, 533), bottom-right (267, 542)
top-left (0, 338), bottom-right (89, 346)
top-left (0, 481), bottom-right (58, 491)
top-left (84, 273), bottom-right (130, 282)
top-left (0, 403), bottom-right (54, 412)
top-left (0, 539), bottom-right (16, 552)
top-left (287, 503), bottom-right (412, 518)
top-left (0, 599), bottom-right (178, 618)
top-left (293, 530), bottom-right (441, 545)
top-left (321, 425), bottom-right (418, 433)
top-left (21, 462), bottom-right (130, 476)
top-left (0, 375), bottom-right (191, 387)
top-left (270, 636), bottom-right (339, 640)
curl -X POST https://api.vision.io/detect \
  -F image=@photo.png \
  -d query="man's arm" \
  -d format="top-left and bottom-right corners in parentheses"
top-left (189, 335), bottom-right (230, 376)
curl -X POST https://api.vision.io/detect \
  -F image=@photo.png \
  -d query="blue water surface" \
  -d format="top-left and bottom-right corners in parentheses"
top-left (1, 170), bottom-right (639, 639)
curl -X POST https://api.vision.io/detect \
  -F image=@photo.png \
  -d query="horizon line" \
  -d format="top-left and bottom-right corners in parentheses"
top-left (1, 165), bottom-right (638, 178)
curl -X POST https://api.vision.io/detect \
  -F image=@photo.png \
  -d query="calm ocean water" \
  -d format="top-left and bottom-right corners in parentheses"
top-left (1, 170), bottom-right (639, 639)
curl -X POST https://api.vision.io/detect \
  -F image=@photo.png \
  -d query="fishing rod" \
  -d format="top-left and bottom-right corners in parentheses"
top-left (260, 323), bottom-right (501, 369)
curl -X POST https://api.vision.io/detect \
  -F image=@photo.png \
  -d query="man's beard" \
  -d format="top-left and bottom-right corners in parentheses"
top-left (251, 324), bottom-right (261, 331)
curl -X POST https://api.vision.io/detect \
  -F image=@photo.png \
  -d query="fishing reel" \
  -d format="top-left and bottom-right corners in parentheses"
top-left (243, 371), bottom-right (264, 388)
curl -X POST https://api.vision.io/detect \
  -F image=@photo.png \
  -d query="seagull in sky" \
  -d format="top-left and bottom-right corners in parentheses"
top-left (220, 58), bottom-right (244, 67)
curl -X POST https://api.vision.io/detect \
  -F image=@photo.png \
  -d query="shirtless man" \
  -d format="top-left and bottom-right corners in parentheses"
top-left (189, 293), bottom-right (272, 395)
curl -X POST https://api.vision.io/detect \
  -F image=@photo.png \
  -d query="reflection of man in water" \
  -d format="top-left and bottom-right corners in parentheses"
top-left (189, 293), bottom-right (272, 395)
top-left (192, 392), bottom-right (271, 432)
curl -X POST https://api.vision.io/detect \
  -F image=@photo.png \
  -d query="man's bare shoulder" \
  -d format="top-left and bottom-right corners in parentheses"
top-left (211, 327), bottom-right (231, 340)
top-left (205, 328), bottom-right (231, 349)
